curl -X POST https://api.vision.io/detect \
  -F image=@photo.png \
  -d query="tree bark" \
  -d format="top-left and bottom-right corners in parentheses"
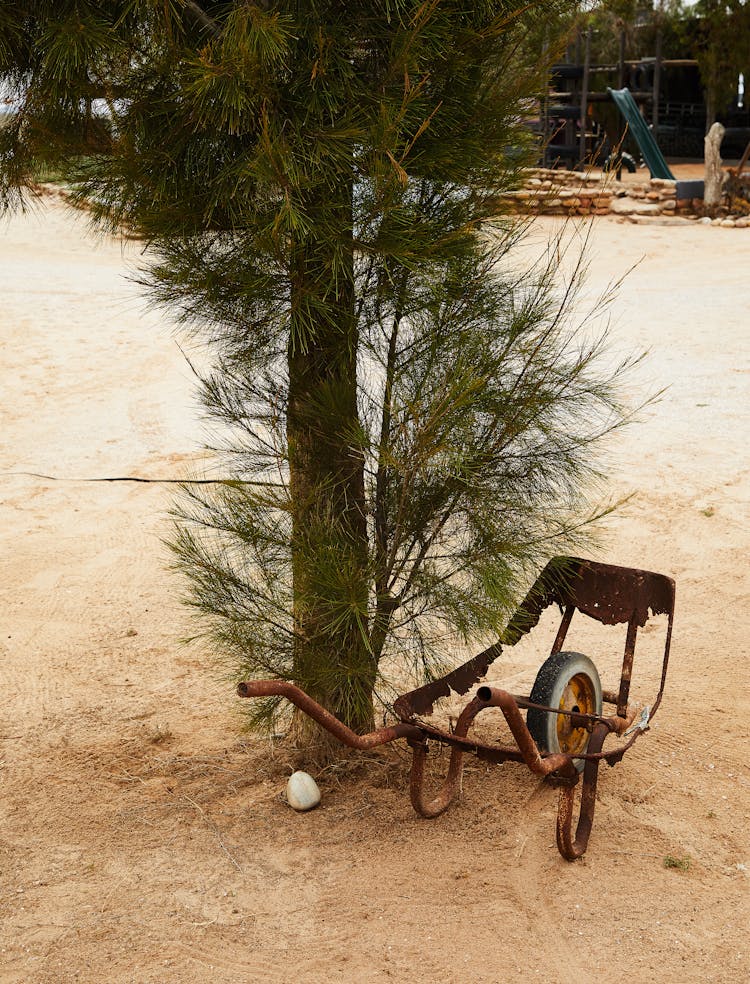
top-left (286, 182), bottom-right (374, 754)
top-left (704, 121), bottom-right (726, 213)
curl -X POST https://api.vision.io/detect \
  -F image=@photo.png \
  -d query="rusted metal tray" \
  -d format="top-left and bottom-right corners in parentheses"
top-left (238, 556), bottom-right (675, 860)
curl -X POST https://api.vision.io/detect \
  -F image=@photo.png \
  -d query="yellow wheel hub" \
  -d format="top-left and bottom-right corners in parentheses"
top-left (556, 672), bottom-right (596, 755)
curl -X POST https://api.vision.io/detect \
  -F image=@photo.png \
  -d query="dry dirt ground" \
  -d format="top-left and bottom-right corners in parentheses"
top-left (1, 195), bottom-right (749, 983)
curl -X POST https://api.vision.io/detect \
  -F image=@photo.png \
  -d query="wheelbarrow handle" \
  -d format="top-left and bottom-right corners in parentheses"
top-left (237, 679), bottom-right (423, 749)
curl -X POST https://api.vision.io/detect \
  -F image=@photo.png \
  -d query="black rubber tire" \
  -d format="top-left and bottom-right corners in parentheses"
top-left (604, 151), bottom-right (637, 174)
top-left (527, 651), bottom-right (602, 772)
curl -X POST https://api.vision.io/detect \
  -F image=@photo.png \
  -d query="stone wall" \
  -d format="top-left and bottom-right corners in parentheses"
top-left (499, 168), bottom-right (750, 227)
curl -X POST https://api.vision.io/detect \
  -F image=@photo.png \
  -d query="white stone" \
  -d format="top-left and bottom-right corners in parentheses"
top-left (286, 771), bottom-right (321, 811)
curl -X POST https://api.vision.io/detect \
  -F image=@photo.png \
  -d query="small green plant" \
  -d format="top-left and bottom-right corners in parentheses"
top-left (707, 810), bottom-right (717, 819)
top-left (663, 855), bottom-right (691, 871)
top-left (701, 506), bottom-right (715, 518)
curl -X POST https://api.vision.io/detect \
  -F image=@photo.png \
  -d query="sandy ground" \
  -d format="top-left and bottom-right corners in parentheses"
top-left (1, 195), bottom-right (749, 984)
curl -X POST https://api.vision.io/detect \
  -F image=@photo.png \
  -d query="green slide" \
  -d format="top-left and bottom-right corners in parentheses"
top-left (608, 87), bottom-right (675, 180)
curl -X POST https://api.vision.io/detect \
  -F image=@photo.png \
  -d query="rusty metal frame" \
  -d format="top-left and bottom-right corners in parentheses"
top-left (237, 556), bottom-right (675, 861)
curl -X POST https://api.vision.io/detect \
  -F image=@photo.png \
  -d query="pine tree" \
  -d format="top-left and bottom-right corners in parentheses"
top-left (0, 2), bottom-right (634, 760)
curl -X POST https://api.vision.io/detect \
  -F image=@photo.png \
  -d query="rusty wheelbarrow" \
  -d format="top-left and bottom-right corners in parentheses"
top-left (238, 556), bottom-right (675, 860)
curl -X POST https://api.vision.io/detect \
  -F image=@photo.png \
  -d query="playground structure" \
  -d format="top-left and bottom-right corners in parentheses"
top-left (607, 87), bottom-right (675, 180)
top-left (540, 23), bottom-right (750, 174)
top-left (544, 66), bottom-right (693, 176)
top-left (238, 557), bottom-right (676, 862)
top-left (543, 74), bottom-right (750, 205)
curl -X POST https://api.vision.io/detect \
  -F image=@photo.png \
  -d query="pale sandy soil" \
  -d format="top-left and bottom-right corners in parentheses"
top-left (1, 196), bottom-right (749, 984)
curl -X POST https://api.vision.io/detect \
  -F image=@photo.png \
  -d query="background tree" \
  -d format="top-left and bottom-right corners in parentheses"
top-left (0, 1), bottom-right (634, 760)
top-left (681, 0), bottom-right (750, 132)
top-left (581, 2), bottom-right (685, 66)
top-left (585, 1), bottom-right (651, 63)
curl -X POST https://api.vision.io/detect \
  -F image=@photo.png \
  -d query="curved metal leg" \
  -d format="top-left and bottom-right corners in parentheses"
top-left (556, 722), bottom-right (609, 860)
top-left (408, 697), bottom-right (484, 818)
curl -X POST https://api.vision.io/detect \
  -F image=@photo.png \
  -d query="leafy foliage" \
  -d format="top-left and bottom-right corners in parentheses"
top-left (170, 224), bottom-right (633, 729)
top-left (581, 2), bottom-right (750, 131)
top-left (0, 2), bottom-right (635, 744)
top-left (680, 1), bottom-right (750, 129)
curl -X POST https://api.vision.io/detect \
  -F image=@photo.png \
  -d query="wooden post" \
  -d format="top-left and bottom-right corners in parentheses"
top-left (734, 137), bottom-right (750, 177)
top-left (617, 25), bottom-right (626, 180)
top-left (704, 121), bottom-right (726, 212)
top-left (565, 33), bottom-right (578, 160)
top-left (541, 31), bottom-right (549, 166)
top-left (653, 27), bottom-right (662, 140)
top-left (579, 27), bottom-right (591, 167)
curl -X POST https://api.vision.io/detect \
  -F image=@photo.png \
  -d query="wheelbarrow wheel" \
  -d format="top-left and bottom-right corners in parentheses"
top-left (527, 651), bottom-right (602, 772)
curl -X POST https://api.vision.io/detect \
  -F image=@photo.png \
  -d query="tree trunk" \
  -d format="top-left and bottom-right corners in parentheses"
top-left (704, 121), bottom-right (726, 214)
top-left (286, 183), bottom-right (374, 757)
